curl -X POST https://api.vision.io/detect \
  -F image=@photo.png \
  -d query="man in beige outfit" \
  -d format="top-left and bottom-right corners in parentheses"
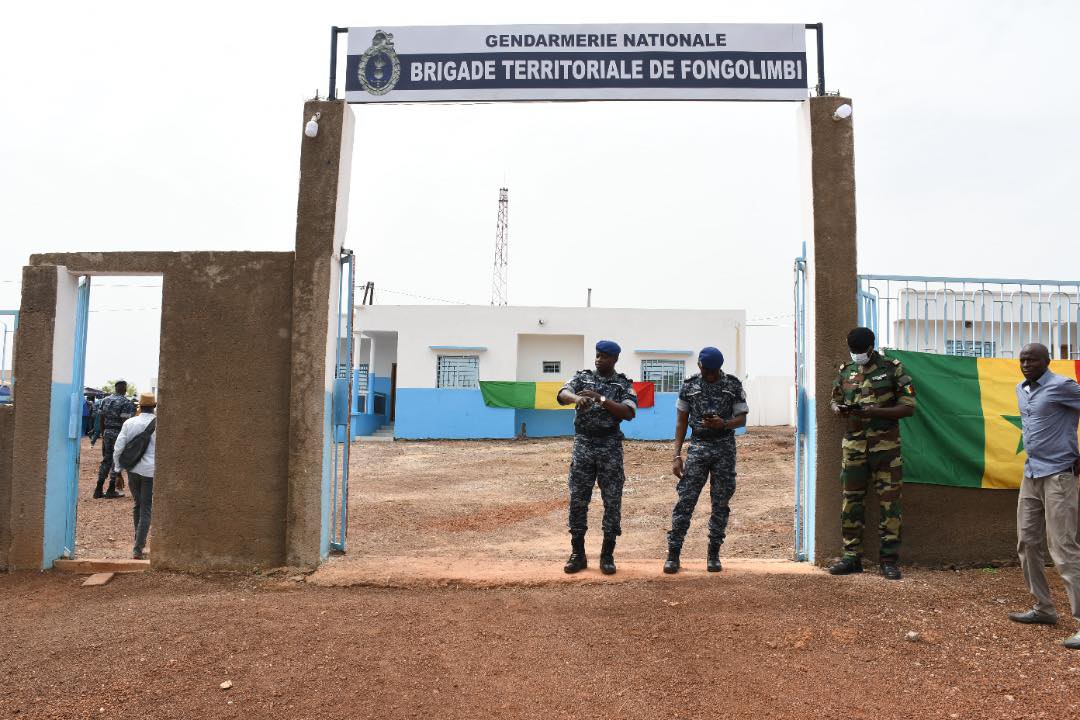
top-left (1007, 343), bottom-right (1080, 650)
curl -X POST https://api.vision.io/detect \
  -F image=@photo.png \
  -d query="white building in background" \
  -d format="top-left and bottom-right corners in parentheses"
top-left (351, 305), bottom-right (793, 440)
top-left (863, 285), bottom-right (1080, 359)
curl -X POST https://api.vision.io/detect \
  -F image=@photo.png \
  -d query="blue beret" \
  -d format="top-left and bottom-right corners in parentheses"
top-left (698, 347), bottom-right (724, 370)
top-left (595, 340), bottom-right (621, 356)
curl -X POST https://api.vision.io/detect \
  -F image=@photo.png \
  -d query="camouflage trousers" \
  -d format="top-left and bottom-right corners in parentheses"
top-left (840, 435), bottom-right (903, 562)
top-left (667, 438), bottom-right (737, 549)
top-left (567, 435), bottom-right (625, 540)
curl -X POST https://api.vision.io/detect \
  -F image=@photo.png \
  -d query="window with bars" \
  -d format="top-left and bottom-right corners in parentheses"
top-left (356, 364), bottom-right (369, 395)
top-left (436, 355), bottom-right (479, 389)
top-left (641, 359), bottom-right (686, 393)
top-left (542, 361), bottom-right (561, 374)
top-left (945, 340), bottom-right (997, 358)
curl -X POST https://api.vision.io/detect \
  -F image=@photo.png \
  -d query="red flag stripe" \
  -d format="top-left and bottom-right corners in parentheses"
top-left (632, 381), bottom-right (655, 409)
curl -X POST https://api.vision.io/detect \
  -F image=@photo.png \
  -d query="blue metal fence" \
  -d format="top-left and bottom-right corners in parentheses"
top-left (858, 275), bottom-right (1080, 359)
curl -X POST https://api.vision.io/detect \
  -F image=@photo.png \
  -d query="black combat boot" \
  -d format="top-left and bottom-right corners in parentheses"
top-left (707, 543), bottom-right (722, 573)
top-left (599, 534), bottom-right (617, 575)
top-left (827, 556), bottom-right (863, 575)
top-left (879, 561), bottom-right (902, 580)
top-left (564, 537), bottom-right (587, 574)
top-left (103, 476), bottom-right (124, 499)
top-left (663, 546), bottom-right (681, 574)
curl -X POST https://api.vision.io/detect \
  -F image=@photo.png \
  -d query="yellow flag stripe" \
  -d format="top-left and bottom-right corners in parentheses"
top-left (978, 359), bottom-right (1079, 489)
top-left (534, 381), bottom-right (571, 410)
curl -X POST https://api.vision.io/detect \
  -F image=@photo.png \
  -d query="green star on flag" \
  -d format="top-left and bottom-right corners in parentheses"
top-left (1002, 415), bottom-right (1024, 454)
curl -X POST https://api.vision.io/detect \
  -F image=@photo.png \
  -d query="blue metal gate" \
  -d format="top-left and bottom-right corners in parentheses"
top-left (65, 277), bottom-right (91, 557)
top-left (793, 250), bottom-right (814, 562)
top-left (329, 251), bottom-right (355, 553)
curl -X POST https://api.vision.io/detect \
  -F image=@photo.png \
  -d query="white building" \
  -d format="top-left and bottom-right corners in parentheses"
top-left (352, 305), bottom-right (792, 439)
top-left (863, 285), bottom-right (1080, 359)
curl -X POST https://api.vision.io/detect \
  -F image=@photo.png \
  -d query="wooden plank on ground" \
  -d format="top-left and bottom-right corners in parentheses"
top-left (54, 559), bottom-right (150, 574)
top-left (81, 573), bottom-right (115, 587)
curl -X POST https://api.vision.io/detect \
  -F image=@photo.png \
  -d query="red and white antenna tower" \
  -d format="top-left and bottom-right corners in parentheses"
top-left (490, 187), bottom-right (509, 306)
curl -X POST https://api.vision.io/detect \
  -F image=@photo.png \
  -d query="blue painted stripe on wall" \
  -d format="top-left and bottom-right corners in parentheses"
top-left (395, 388), bottom-right (516, 439)
top-left (392, 388), bottom-right (748, 441)
top-left (42, 381), bottom-right (75, 568)
top-left (371, 375), bottom-right (391, 399)
top-left (351, 413), bottom-right (384, 438)
top-left (515, 408), bottom-right (574, 438)
top-left (622, 393), bottom-right (678, 440)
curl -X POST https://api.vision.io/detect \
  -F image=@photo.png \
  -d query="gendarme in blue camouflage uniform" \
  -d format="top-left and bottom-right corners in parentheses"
top-left (92, 383), bottom-right (135, 498)
top-left (558, 340), bottom-right (638, 575)
top-left (665, 347), bottom-right (749, 574)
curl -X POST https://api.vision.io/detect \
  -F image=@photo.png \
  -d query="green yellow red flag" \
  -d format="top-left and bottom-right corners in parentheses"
top-left (884, 350), bottom-right (1080, 489)
top-left (479, 381), bottom-right (655, 410)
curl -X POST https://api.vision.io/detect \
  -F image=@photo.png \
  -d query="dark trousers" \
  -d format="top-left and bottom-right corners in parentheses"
top-left (668, 440), bottom-right (737, 548)
top-left (129, 472), bottom-right (154, 555)
top-left (567, 436), bottom-right (625, 539)
top-left (96, 430), bottom-right (121, 493)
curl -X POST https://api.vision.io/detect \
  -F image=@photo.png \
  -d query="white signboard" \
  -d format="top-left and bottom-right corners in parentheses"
top-left (345, 24), bottom-right (808, 103)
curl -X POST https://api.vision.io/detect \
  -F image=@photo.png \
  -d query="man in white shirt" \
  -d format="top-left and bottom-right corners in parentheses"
top-left (113, 392), bottom-right (157, 560)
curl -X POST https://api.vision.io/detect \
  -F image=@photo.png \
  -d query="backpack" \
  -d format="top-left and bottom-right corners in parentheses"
top-left (118, 418), bottom-right (156, 470)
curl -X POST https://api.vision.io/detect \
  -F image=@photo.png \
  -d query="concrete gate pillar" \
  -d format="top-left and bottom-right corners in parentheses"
top-left (801, 96), bottom-right (858, 565)
top-left (286, 100), bottom-right (355, 567)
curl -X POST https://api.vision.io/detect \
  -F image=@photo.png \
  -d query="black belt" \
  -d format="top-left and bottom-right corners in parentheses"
top-left (691, 429), bottom-right (734, 440)
top-left (576, 426), bottom-right (620, 439)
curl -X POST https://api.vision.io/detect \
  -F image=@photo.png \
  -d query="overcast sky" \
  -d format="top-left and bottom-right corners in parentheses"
top-left (2, 0), bottom-right (1078, 388)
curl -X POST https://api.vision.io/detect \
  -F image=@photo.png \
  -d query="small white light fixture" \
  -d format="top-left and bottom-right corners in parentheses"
top-left (832, 103), bottom-right (852, 121)
top-left (304, 111), bottom-right (322, 138)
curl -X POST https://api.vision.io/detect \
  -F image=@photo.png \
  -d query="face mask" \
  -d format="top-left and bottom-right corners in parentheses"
top-left (850, 351), bottom-right (871, 366)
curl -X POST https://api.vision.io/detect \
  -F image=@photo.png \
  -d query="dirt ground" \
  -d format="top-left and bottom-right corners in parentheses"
top-left (341, 427), bottom-right (795, 573)
top-left (3, 566), bottom-right (1080, 719)
top-left (16, 427), bottom-right (1072, 718)
top-left (75, 427), bottom-right (793, 564)
top-left (76, 436), bottom-right (147, 559)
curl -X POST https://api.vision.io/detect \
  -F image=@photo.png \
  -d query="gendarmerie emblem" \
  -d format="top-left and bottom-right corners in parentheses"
top-left (357, 30), bottom-right (400, 96)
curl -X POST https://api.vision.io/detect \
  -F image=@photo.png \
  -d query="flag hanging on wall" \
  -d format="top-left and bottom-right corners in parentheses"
top-left (884, 350), bottom-right (1080, 489)
top-left (479, 381), bottom-right (656, 410)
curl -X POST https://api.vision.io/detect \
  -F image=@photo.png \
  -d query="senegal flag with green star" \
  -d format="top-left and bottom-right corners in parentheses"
top-left (884, 349), bottom-right (1080, 489)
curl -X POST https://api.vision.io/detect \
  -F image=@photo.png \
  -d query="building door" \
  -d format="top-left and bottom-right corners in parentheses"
top-left (390, 362), bottom-right (397, 423)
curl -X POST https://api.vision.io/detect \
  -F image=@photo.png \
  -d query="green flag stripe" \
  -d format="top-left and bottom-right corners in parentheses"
top-left (885, 350), bottom-right (985, 488)
top-left (479, 381), bottom-right (537, 409)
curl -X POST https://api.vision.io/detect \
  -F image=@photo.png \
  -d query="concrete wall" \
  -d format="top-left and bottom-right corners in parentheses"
top-left (805, 96), bottom-right (1021, 567)
top-left (516, 334), bottom-right (585, 382)
top-left (286, 100), bottom-right (354, 567)
top-left (0, 404), bottom-right (13, 570)
top-left (26, 252), bottom-right (296, 571)
top-left (7, 266), bottom-right (59, 569)
top-left (370, 333), bottom-right (397, 377)
top-left (2, 101), bottom-right (355, 572)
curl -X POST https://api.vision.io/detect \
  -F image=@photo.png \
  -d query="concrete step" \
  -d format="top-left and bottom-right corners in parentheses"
top-left (357, 435), bottom-right (394, 443)
top-left (54, 558), bottom-right (150, 574)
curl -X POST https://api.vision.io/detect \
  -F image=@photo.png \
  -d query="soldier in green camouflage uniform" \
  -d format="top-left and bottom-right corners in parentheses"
top-left (828, 327), bottom-right (916, 580)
